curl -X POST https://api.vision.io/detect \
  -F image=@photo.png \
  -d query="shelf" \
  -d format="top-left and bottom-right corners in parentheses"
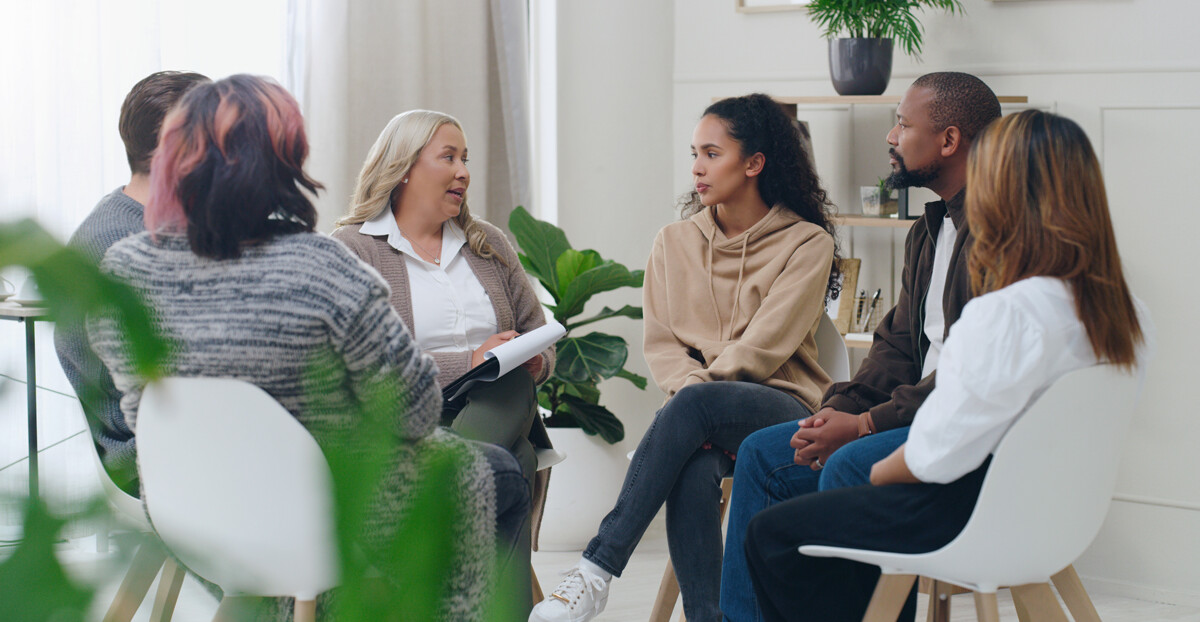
top-left (772, 95), bottom-right (1030, 105)
top-left (838, 216), bottom-right (917, 229)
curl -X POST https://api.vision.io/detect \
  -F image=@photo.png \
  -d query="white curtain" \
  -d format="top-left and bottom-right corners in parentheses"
top-left (0, 0), bottom-right (288, 525)
top-left (0, 0), bottom-right (290, 240)
top-left (0, 0), bottom-right (530, 238)
top-left (295, 0), bottom-right (532, 232)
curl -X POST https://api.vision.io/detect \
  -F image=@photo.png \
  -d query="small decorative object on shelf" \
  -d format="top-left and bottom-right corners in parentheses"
top-left (860, 177), bottom-right (899, 217)
top-left (826, 258), bottom-right (860, 335)
top-left (853, 288), bottom-right (885, 334)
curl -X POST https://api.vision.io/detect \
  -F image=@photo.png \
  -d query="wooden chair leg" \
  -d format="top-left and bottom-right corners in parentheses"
top-left (863, 574), bottom-right (916, 622)
top-left (1010, 583), bottom-right (1069, 622)
top-left (973, 592), bottom-right (1001, 622)
top-left (149, 558), bottom-right (185, 622)
top-left (1052, 564), bottom-right (1102, 622)
top-left (926, 579), bottom-right (952, 622)
top-left (294, 599), bottom-right (316, 622)
top-left (531, 564), bottom-right (544, 603)
top-left (103, 539), bottom-right (169, 622)
top-left (1012, 588), bottom-right (1035, 622)
top-left (649, 558), bottom-right (681, 622)
top-left (717, 478), bottom-right (733, 523)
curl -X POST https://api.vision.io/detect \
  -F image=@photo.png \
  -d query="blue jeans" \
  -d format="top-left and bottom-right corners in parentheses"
top-left (720, 422), bottom-right (909, 622)
top-left (583, 382), bottom-right (811, 622)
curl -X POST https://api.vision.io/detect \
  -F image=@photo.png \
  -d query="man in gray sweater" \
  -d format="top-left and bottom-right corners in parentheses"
top-left (54, 70), bottom-right (208, 495)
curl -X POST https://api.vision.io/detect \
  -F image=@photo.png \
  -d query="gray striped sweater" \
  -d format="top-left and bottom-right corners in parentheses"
top-left (88, 231), bottom-right (497, 620)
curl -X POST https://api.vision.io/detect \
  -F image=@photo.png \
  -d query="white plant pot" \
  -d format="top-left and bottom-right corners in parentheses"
top-left (537, 427), bottom-right (629, 551)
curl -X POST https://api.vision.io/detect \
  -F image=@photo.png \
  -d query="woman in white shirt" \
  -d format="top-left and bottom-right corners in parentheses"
top-left (332, 110), bottom-right (552, 612)
top-left (742, 110), bottom-right (1151, 622)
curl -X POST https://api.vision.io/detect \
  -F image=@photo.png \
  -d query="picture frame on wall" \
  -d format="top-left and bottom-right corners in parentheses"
top-left (735, 0), bottom-right (809, 13)
top-left (826, 258), bottom-right (860, 335)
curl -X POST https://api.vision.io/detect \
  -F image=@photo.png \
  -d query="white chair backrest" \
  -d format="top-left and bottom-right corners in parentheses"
top-left (137, 377), bottom-right (338, 600)
top-left (815, 312), bottom-right (851, 384)
top-left (920, 364), bottom-right (1140, 587)
top-left (88, 433), bottom-right (150, 531)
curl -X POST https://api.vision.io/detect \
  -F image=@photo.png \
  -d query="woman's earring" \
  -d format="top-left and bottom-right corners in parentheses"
top-left (402, 178), bottom-right (408, 184)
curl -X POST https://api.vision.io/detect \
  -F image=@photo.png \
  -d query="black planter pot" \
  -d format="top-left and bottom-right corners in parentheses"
top-left (828, 38), bottom-right (894, 96)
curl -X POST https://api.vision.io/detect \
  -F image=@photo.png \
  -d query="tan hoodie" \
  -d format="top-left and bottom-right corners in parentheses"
top-left (643, 205), bottom-right (835, 411)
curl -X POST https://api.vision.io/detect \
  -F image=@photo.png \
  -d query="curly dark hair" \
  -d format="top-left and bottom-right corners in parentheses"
top-left (678, 93), bottom-right (842, 300)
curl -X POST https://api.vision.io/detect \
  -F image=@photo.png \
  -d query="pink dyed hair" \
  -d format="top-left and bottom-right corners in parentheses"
top-left (145, 75), bottom-right (319, 249)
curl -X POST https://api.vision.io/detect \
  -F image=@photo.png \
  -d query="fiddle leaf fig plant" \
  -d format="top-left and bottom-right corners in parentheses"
top-left (509, 206), bottom-right (646, 443)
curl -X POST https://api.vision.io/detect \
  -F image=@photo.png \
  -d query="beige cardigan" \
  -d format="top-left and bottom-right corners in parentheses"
top-left (332, 218), bottom-right (557, 547)
top-left (644, 205), bottom-right (835, 411)
top-left (331, 220), bottom-right (554, 388)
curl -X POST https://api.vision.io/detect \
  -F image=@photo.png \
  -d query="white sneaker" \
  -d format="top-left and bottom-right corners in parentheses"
top-left (528, 564), bottom-right (610, 622)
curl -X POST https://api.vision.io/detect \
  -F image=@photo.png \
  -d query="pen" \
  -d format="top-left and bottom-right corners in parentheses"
top-left (862, 288), bottom-right (882, 331)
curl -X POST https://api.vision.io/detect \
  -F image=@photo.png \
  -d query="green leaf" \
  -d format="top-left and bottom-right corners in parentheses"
top-left (555, 249), bottom-right (598, 293)
top-left (508, 206), bottom-right (571, 297)
top-left (0, 498), bottom-right (96, 622)
top-left (565, 305), bottom-right (643, 331)
top-left (562, 395), bottom-right (625, 443)
top-left (614, 368), bottom-right (649, 390)
top-left (562, 380), bottom-right (602, 404)
top-left (555, 333), bottom-right (628, 383)
top-left (556, 261), bottom-right (645, 320)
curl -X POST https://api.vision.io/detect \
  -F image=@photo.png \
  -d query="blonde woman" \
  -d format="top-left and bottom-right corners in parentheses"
top-left (332, 111), bottom-right (553, 601)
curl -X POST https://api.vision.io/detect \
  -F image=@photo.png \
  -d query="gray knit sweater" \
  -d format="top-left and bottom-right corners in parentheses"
top-left (87, 231), bottom-right (498, 620)
top-left (53, 187), bottom-right (145, 493)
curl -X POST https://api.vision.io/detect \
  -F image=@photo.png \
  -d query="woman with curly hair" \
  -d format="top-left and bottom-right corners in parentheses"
top-left (531, 93), bottom-right (840, 622)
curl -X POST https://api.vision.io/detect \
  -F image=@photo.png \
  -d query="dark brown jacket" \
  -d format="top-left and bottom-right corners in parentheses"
top-left (822, 189), bottom-right (974, 431)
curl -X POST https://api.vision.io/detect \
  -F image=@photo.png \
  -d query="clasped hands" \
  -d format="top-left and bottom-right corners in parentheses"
top-left (790, 407), bottom-right (861, 471)
top-left (791, 407), bottom-right (918, 486)
top-left (471, 330), bottom-right (544, 377)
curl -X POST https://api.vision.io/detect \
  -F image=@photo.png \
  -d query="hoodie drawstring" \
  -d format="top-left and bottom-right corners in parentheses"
top-left (706, 236), bottom-right (723, 341)
top-left (728, 235), bottom-right (748, 341)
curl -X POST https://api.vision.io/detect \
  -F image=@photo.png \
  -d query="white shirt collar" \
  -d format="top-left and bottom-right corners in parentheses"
top-left (360, 210), bottom-right (467, 266)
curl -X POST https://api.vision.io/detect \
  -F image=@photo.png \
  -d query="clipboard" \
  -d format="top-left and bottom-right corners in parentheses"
top-left (441, 321), bottom-right (565, 411)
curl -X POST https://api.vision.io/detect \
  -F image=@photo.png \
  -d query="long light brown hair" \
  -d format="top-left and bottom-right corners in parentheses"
top-left (336, 110), bottom-right (498, 261)
top-left (966, 110), bottom-right (1142, 368)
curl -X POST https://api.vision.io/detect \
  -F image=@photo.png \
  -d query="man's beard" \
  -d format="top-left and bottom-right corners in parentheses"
top-left (886, 148), bottom-right (939, 189)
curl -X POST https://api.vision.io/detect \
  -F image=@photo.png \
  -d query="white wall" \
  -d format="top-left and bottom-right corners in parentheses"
top-left (555, 0), bottom-right (676, 453)
top-left (557, 0), bottom-right (1200, 604)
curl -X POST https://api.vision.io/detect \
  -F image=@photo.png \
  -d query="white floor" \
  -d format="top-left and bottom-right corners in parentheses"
top-left (46, 529), bottom-right (1200, 622)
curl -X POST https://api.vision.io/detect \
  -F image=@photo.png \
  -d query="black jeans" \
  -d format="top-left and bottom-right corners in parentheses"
top-left (583, 381), bottom-right (810, 622)
top-left (744, 460), bottom-right (990, 622)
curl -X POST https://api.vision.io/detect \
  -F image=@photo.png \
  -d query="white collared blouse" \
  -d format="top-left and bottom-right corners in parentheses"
top-left (359, 210), bottom-right (498, 352)
top-left (905, 276), bottom-right (1152, 484)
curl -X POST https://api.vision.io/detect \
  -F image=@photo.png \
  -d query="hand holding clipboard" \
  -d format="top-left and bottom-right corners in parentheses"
top-left (442, 321), bottom-right (566, 405)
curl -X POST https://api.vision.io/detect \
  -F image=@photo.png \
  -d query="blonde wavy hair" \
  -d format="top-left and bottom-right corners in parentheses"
top-left (337, 109), bottom-right (498, 261)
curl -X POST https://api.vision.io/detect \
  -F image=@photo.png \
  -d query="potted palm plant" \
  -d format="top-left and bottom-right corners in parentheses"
top-left (806, 0), bottom-right (965, 95)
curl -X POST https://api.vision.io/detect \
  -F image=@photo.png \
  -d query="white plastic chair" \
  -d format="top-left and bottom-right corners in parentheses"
top-left (137, 377), bottom-right (339, 622)
top-left (649, 312), bottom-right (850, 621)
top-left (800, 364), bottom-right (1141, 621)
top-left (89, 436), bottom-right (184, 622)
top-left (814, 311), bottom-right (851, 386)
